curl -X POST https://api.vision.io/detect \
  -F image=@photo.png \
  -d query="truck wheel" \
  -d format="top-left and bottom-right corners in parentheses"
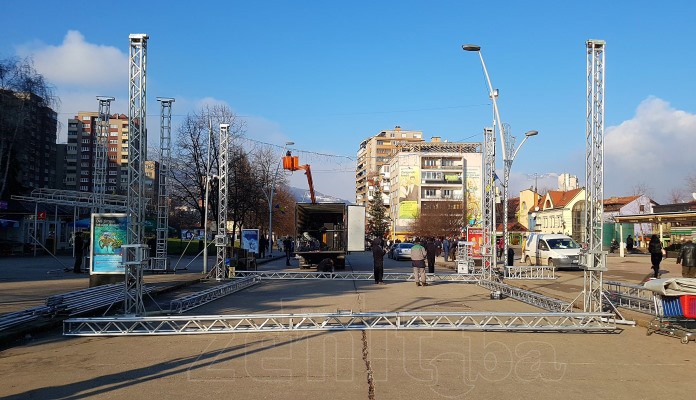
top-left (548, 258), bottom-right (554, 267)
top-left (526, 256), bottom-right (533, 266)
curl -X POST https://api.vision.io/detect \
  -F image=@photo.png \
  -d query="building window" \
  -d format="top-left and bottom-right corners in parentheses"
top-left (82, 116), bottom-right (91, 121)
top-left (639, 205), bottom-right (645, 212)
top-left (442, 189), bottom-right (452, 198)
top-left (442, 159), bottom-right (454, 166)
top-left (110, 132), bottom-right (118, 137)
top-left (425, 189), bottom-right (436, 198)
top-left (424, 159), bottom-right (437, 167)
top-left (80, 178), bottom-right (89, 183)
top-left (81, 146), bottom-right (90, 152)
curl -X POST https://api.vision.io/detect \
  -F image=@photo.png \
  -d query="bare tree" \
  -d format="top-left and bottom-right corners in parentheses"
top-left (170, 104), bottom-right (244, 228)
top-left (669, 188), bottom-right (685, 204)
top-left (409, 201), bottom-right (463, 239)
top-left (0, 58), bottom-right (57, 197)
top-left (686, 173), bottom-right (696, 198)
top-left (631, 182), bottom-right (654, 199)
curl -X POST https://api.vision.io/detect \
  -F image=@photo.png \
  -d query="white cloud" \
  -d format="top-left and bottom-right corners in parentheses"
top-left (605, 97), bottom-right (696, 201)
top-left (17, 30), bottom-right (128, 88)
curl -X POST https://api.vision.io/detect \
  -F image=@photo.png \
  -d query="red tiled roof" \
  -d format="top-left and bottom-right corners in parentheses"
top-left (603, 195), bottom-right (640, 206)
top-left (543, 188), bottom-right (583, 210)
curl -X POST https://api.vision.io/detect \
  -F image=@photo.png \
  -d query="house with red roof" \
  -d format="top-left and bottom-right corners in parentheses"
top-left (528, 188), bottom-right (585, 241)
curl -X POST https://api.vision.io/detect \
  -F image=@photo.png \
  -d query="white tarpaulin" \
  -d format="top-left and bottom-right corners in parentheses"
top-left (644, 278), bottom-right (696, 296)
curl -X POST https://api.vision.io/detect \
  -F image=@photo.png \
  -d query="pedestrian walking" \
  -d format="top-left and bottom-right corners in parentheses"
top-left (496, 237), bottom-right (504, 260)
top-left (442, 238), bottom-right (450, 262)
top-left (648, 234), bottom-right (664, 278)
top-left (73, 231), bottom-right (85, 273)
top-left (371, 238), bottom-right (386, 284)
top-left (676, 235), bottom-right (696, 278)
top-left (283, 236), bottom-right (293, 266)
top-left (425, 238), bottom-right (437, 273)
top-left (411, 238), bottom-right (428, 286)
top-left (626, 235), bottom-right (634, 253)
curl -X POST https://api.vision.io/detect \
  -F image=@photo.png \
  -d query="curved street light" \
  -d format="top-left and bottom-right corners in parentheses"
top-left (464, 43), bottom-right (538, 267)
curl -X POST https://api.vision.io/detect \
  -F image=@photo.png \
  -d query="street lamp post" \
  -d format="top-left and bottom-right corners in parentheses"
top-left (463, 44), bottom-right (538, 268)
top-left (267, 141), bottom-right (294, 257)
top-left (463, 44), bottom-right (505, 272)
top-left (502, 130), bottom-right (538, 266)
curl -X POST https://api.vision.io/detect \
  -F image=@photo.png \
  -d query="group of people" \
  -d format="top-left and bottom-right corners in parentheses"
top-left (645, 234), bottom-right (696, 279)
top-left (371, 237), bottom-right (450, 286)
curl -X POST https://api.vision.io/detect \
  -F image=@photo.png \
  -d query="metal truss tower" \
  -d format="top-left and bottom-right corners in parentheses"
top-left (94, 96), bottom-right (115, 213)
top-left (212, 124), bottom-right (230, 281)
top-left (481, 127), bottom-right (496, 280)
top-left (124, 33), bottom-right (149, 315)
top-left (583, 39), bottom-right (607, 313)
top-left (152, 97), bottom-right (174, 271)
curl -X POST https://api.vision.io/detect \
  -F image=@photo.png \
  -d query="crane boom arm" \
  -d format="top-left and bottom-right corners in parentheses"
top-left (282, 152), bottom-right (317, 204)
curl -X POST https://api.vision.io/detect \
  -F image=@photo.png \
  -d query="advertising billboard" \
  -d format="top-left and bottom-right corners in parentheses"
top-left (466, 226), bottom-right (484, 260)
top-left (241, 229), bottom-right (259, 254)
top-left (90, 213), bottom-right (128, 274)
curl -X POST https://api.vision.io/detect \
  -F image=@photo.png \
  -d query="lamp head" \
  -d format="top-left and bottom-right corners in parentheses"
top-left (286, 141), bottom-right (294, 146)
top-left (525, 130), bottom-right (539, 137)
top-left (462, 44), bottom-right (481, 52)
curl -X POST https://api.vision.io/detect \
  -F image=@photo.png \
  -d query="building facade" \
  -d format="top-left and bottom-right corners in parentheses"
top-left (529, 188), bottom-right (585, 241)
top-left (355, 126), bottom-right (424, 207)
top-left (387, 140), bottom-right (482, 240)
top-left (65, 112), bottom-right (130, 194)
top-left (0, 90), bottom-right (57, 194)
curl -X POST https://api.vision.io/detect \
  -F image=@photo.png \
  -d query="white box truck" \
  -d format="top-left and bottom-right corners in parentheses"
top-left (523, 233), bottom-right (581, 269)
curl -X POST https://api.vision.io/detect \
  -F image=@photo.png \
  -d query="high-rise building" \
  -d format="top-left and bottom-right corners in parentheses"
top-left (65, 112), bottom-right (130, 194)
top-left (355, 126), bottom-right (424, 206)
top-left (0, 90), bottom-right (57, 194)
top-left (387, 140), bottom-right (482, 240)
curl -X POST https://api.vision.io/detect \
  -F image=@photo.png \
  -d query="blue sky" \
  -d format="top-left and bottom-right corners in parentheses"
top-left (2, 1), bottom-right (696, 202)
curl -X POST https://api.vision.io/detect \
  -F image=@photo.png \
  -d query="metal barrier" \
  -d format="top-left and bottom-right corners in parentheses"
top-left (603, 281), bottom-right (655, 315)
top-left (504, 265), bottom-right (556, 280)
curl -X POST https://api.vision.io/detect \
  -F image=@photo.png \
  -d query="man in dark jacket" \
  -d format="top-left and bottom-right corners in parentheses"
top-left (73, 231), bottom-right (84, 273)
top-left (425, 238), bottom-right (437, 273)
top-left (372, 238), bottom-right (386, 284)
top-left (283, 236), bottom-right (293, 266)
top-left (677, 236), bottom-right (696, 278)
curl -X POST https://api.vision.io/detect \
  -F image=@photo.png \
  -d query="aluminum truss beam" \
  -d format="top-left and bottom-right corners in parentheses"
top-left (503, 266), bottom-right (556, 280)
top-left (170, 277), bottom-right (260, 314)
top-left (582, 39), bottom-right (607, 313)
top-left (211, 124), bottom-right (230, 281)
top-left (125, 33), bottom-right (149, 315)
top-left (94, 96), bottom-right (115, 212)
top-left (150, 97), bottom-right (174, 272)
top-left (481, 127), bottom-right (496, 280)
top-left (233, 271), bottom-right (481, 282)
top-left (64, 311), bottom-right (616, 336)
top-left (12, 188), bottom-right (127, 211)
top-left (479, 280), bottom-right (572, 312)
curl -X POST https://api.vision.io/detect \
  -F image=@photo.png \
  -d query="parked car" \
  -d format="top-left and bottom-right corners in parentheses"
top-left (523, 233), bottom-right (581, 269)
top-left (388, 243), bottom-right (414, 260)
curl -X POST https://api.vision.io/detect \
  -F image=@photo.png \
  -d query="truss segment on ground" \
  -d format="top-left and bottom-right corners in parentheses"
top-left (170, 277), bottom-right (260, 314)
top-left (233, 271), bottom-right (481, 282)
top-left (479, 280), bottom-right (572, 312)
top-left (63, 310), bottom-right (616, 336)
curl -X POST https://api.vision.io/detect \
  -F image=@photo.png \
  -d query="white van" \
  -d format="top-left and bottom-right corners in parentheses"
top-left (523, 233), bottom-right (581, 269)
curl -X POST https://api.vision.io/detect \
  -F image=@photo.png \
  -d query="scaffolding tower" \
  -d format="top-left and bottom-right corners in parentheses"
top-left (151, 97), bottom-right (174, 272)
top-left (94, 96), bottom-right (114, 213)
top-left (124, 33), bottom-right (149, 315)
top-left (481, 127), bottom-right (496, 280)
top-left (583, 39), bottom-right (607, 313)
top-left (211, 123), bottom-right (230, 281)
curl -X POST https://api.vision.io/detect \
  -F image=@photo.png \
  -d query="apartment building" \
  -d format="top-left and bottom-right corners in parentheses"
top-left (65, 112), bottom-right (130, 194)
top-left (0, 90), bottom-right (57, 193)
top-left (355, 126), bottom-right (424, 206)
top-left (387, 139), bottom-right (483, 240)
